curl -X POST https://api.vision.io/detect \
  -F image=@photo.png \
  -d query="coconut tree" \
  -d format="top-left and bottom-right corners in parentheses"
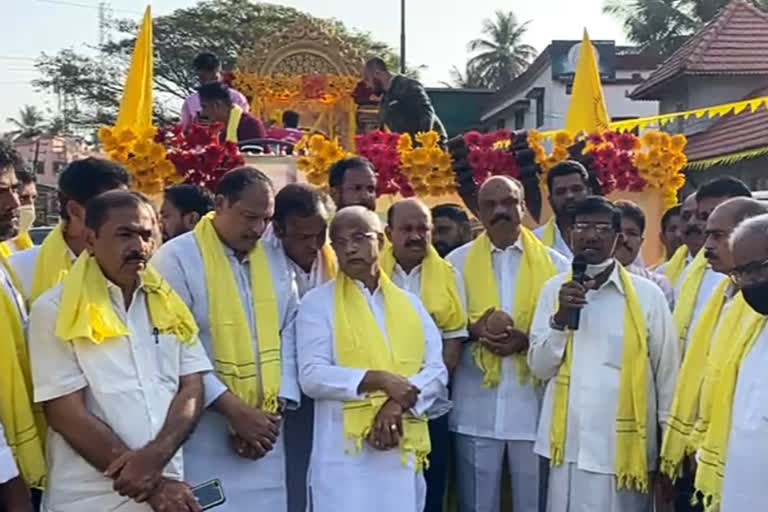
top-left (440, 63), bottom-right (488, 89)
top-left (467, 10), bottom-right (536, 90)
top-left (6, 105), bottom-right (46, 139)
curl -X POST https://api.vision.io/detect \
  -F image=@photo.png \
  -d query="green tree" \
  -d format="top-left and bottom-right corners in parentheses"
top-left (34, 0), bottom-right (403, 131)
top-left (6, 105), bottom-right (46, 139)
top-left (467, 10), bottom-right (536, 90)
top-left (440, 63), bottom-right (488, 89)
top-left (604, 0), bottom-right (768, 55)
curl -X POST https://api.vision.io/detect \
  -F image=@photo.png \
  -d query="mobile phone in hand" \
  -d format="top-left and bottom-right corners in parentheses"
top-left (192, 479), bottom-right (226, 510)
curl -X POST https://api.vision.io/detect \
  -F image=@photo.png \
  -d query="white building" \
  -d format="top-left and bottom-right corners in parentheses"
top-left (479, 41), bottom-right (662, 132)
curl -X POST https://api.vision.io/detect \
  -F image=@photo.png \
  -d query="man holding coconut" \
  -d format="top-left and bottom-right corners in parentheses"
top-left (446, 176), bottom-right (568, 512)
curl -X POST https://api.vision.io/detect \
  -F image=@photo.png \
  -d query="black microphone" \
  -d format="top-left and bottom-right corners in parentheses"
top-left (568, 254), bottom-right (588, 330)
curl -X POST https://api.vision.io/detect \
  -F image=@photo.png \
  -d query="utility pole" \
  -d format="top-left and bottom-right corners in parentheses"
top-left (400, 0), bottom-right (406, 74)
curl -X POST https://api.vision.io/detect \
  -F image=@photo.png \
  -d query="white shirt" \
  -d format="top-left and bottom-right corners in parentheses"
top-left (296, 279), bottom-right (449, 512)
top-left (390, 262), bottom-right (469, 340)
top-left (29, 279), bottom-right (212, 512)
top-left (9, 244), bottom-right (77, 300)
top-left (0, 420), bottom-right (19, 485)
top-left (676, 267), bottom-right (727, 351)
top-left (627, 263), bottom-right (675, 310)
top-left (534, 222), bottom-right (573, 260)
top-left (529, 265), bottom-right (680, 475)
top-left (0, 264), bottom-right (26, 323)
top-left (151, 231), bottom-right (300, 512)
top-left (446, 238), bottom-right (569, 440)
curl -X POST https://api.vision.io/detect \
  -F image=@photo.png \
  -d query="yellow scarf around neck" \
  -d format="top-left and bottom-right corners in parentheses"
top-left (672, 249), bottom-right (709, 351)
top-left (660, 278), bottom-right (729, 479)
top-left (694, 311), bottom-right (767, 511)
top-left (664, 245), bottom-right (689, 287)
top-left (464, 228), bottom-right (558, 387)
top-left (55, 253), bottom-right (198, 344)
top-left (689, 293), bottom-right (748, 453)
top-left (31, 223), bottom-right (73, 302)
top-left (0, 241), bottom-right (12, 259)
top-left (541, 217), bottom-right (557, 247)
top-left (13, 232), bottom-right (34, 252)
top-left (0, 270), bottom-right (46, 487)
top-left (379, 244), bottom-right (466, 333)
top-left (225, 105), bottom-right (244, 143)
top-left (319, 243), bottom-right (338, 282)
top-left (550, 264), bottom-right (649, 492)
top-left (334, 270), bottom-right (430, 470)
top-left (194, 212), bottom-right (282, 412)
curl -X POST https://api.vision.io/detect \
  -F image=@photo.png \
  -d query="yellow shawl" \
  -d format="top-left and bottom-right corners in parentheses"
top-left (672, 249), bottom-right (709, 351)
top-left (550, 264), bottom-right (650, 492)
top-left (379, 244), bottom-right (466, 333)
top-left (31, 223), bottom-right (73, 302)
top-left (0, 232), bottom-right (33, 259)
top-left (225, 105), bottom-right (244, 143)
top-left (660, 278), bottom-right (729, 479)
top-left (664, 245), bottom-right (689, 288)
top-left (694, 310), bottom-right (767, 511)
top-left (0, 258), bottom-right (46, 487)
top-left (334, 270), bottom-right (430, 470)
top-left (194, 212), bottom-right (282, 412)
top-left (464, 228), bottom-right (558, 387)
top-left (55, 253), bottom-right (198, 344)
top-left (541, 217), bottom-right (557, 248)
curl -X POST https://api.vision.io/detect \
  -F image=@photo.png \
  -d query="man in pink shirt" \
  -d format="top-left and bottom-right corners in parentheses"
top-left (181, 52), bottom-right (250, 127)
top-left (266, 110), bottom-right (304, 145)
top-left (199, 82), bottom-right (266, 143)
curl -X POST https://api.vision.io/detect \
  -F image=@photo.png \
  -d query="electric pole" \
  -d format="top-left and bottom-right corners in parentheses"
top-left (400, 0), bottom-right (406, 74)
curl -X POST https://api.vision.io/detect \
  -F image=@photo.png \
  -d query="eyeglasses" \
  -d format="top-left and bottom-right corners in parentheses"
top-left (730, 258), bottom-right (768, 287)
top-left (330, 231), bottom-right (378, 249)
top-left (572, 222), bottom-right (615, 235)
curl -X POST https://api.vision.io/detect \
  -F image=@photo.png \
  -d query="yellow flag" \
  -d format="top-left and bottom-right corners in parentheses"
top-left (115, 6), bottom-right (153, 131)
top-left (565, 30), bottom-right (610, 135)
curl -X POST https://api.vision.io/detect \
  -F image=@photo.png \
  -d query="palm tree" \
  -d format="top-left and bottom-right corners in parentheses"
top-left (467, 10), bottom-right (537, 90)
top-left (440, 63), bottom-right (488, 89)
top-left (6, 105), bottom-right (46, 139)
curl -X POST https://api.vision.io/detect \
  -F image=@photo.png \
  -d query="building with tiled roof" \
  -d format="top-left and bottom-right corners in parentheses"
top-left (630, 0), bottom-right (768, 188)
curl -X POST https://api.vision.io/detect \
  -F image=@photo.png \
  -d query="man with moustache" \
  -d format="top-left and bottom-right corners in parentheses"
top-left (159, 184), bottom-right (214, 242)
top-left (382, 198), bottom-right (467, 512)
top-left (674, 177), bottom-right (751, 353)
top-left (447, 176), bottom-right (568, 512)
top-left (693, 214), bottom-right (768, 511)
top-left (431, 204), bottom-right (472, 258)
top-left (614, 200), bottom-right (675, 308)
top-left (659, 194), bottom-right (703, 288)
top-left (152, 167), bottom-right (300, 512)
top-left (29, 191), bottom-right (211, 512)
top-left (660, 198), bottom-right (768, 512)
top-left (328, 157), bottom-right (377, 212)
top-left (364, 57), bottom-right (447, 141)
top-left (259, 183), bottom-right (337, 512)
top-left (0, 169), bottom-right (37, 256)
top-left (9, 157), bottom-right (130, 301)
top-left (654, 205), bottom-right (683, 268)
top-left (529, 196), bottom-right (679, 512)
top-left (0, 141), bottom-right (39, 512)
top-left (534, 161), bottom-right (592, 260)
top-left (296, 206), bottom-right (448, 512)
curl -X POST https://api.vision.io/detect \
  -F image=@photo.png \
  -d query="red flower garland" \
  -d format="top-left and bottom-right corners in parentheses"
top-left (355, 130), bottom-right (410, 196)
top-left (585, 132), bottom-right (646, 195)
top-left (463, 130), bottom-right (519, 184)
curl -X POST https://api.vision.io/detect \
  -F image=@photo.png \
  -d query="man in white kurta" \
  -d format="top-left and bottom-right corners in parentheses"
top-left (296, 206), bottom-right (449, 512)
top-left (261, 183), bottom-right (337, 512)
top-left (0, 420), bottom-right (34, 511)
top-left (448, 177), bottom-right (569, 512)
top-left (29, 191), bottom-right (212, 512)
top-left (529, 197), bottom-right (680, 512)
top-left (152, 169), bottom-right (300, 512)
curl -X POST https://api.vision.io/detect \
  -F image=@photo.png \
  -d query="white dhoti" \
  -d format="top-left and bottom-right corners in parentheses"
top-left (454, 434), bottom-right (541, 512)
top-left (546, 463), bottom-right (650, 512)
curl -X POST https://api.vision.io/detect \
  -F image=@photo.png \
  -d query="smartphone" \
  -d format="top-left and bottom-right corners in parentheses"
top-left (192, 479), bottom-right (226, 510)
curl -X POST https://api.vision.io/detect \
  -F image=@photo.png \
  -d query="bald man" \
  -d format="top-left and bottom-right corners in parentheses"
top-left (384, 198), bottom-right (467, 512)
top-left (708, 214), bottom-right (768, 511)
top-left (447, 176), bottom-right (568, 512)
top-left (662, 197), bottom-right (768, 510)
top-left (296, 206), bottom-right (448, 512)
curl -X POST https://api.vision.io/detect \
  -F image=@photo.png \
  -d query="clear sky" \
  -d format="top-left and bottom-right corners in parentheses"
top-left (0, 0), bottom-right (629, 132)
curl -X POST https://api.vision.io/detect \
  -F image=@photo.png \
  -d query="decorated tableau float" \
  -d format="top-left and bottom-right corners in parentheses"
top-left (99, 9), bottom-right (768, 266)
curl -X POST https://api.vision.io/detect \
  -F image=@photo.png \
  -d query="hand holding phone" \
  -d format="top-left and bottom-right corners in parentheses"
top-left (192, 479), bottom-right (226, 510)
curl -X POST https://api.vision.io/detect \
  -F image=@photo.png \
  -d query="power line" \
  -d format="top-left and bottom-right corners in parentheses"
top-left (34, 0), bottom-right (140, 14)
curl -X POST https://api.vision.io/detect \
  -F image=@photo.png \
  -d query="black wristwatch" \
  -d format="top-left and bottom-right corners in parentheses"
top-left (549, 315), bottom-right (566, 332)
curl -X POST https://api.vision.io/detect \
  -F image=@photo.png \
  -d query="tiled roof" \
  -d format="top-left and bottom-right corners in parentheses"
top-left (685, 86), bottom-right (768, 161)
top-left (631, 0), bottom-right (768, 99)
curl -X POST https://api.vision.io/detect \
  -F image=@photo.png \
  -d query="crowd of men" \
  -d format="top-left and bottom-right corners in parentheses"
top-left (1, 136), bottom-right (768, 512)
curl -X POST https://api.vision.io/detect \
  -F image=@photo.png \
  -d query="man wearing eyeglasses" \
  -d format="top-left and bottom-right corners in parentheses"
top-left (296, 206), bottom-right (448, 512)
top-left (529, 196), bottom-right (679, 512)
top-left (705, 213), bottom-right (768, 511)
top-left (659, 197), bottom-right (768, 511)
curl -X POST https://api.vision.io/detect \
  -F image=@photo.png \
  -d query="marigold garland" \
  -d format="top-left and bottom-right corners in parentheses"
top-left (295, 134), bottom-right (350, 188)
top-left (235, 73), bottom-right (360, 108)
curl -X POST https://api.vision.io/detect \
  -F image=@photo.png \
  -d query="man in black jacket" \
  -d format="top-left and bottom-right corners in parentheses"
top-left (364, 57), bottom-right (447, 142)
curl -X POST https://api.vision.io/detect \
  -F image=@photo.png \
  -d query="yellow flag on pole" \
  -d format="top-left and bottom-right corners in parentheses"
top-left (565, 29), bottom-right (610, 135)
top-left (115, 6), bottom-right (153, 131)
